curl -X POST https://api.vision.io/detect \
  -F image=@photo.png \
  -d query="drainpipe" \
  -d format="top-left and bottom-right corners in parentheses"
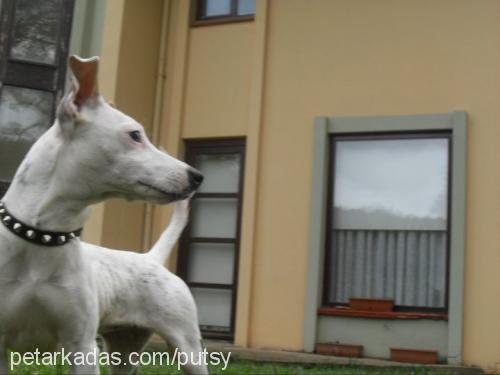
top-left (142, 0), bottom-right (171, 251)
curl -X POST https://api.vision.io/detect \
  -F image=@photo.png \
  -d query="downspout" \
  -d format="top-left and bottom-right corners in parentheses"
top-left (142, 0), bottom-right (171, 251)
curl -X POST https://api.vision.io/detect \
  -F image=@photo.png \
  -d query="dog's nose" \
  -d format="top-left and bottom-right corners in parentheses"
top-left (188, 168), bottom-right (204, 189)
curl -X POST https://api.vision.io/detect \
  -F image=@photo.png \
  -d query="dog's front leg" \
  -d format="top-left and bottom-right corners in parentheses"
top-left (59, 311), bottom-right (100, 375)
top-left (60, 338), bottom-right (100, 375)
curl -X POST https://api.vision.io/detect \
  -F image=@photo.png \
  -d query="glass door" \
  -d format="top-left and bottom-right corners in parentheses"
top-left (179, 138), bottom-right (245, 340)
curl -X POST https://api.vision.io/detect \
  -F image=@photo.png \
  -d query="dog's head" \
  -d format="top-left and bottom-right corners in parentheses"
top-left (55, 55), bottom-right (203, 205)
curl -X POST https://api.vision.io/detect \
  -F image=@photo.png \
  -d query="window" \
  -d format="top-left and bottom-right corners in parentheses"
top-left (0, 0), bottom-right (74, 197)
top-left (192, 0), bottom-right (255, 26)
top-left (324, 133), bottom-right (450, 311)
top-left (304, 113), bottom-right (466, 357)
top-left (179, 139), bottom-right (245, 340)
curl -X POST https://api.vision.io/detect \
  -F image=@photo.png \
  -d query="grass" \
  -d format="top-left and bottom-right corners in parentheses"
top-left (138, 361), bottom-right (458, 375)
top-left (9, 360), bottom-right (461, 375)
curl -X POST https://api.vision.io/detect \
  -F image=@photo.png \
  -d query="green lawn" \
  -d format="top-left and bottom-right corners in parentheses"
top-left (9, 360), bottom-right (460, 375)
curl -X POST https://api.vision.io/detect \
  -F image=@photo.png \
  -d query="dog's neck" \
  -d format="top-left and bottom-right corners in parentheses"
top-left (3, 126), bottom-right (91, 233)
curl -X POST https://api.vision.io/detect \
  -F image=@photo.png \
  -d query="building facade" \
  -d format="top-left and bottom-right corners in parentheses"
top-left (1, 0), bottom-right (499, 372)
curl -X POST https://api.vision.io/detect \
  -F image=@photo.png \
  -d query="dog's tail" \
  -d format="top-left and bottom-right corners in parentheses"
top-left (147, 198), bottom-right (190, 264)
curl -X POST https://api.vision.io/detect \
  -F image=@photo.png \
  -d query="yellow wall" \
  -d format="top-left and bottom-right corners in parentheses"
top-left (95, 0), bottom-right (500, 371)
top-left (163, 0), bottom-right (500, 370)
top-left (250, 0), bottom-right (500, 370)
top-left (85, 0), bottom-right (164, 251)
top-left (183, 24), bottom-right (254, 138)
top-left (150, 0), bottom-right (257, 270)
top-left (101, 0), bottom-right (164, 251)
top-left (81, 0), bottom-right (125, 245)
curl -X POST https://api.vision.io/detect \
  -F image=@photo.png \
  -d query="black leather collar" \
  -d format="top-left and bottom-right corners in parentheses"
top-left (0, 201), bottom-right (82, 247)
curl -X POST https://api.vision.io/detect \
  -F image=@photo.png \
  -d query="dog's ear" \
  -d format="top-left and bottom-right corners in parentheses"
top-left (56, 56), bottom-right (100, 136)
top-left (69, 55), bottom-right (99, 107)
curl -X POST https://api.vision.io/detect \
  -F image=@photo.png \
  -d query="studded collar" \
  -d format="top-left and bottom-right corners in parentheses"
top-left (0, 201), bottom-right (82, 247)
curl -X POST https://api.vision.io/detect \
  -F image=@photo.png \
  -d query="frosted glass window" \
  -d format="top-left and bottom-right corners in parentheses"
top-left (196, 153), bottom-right (240, 193)
top-left (187, 243), bottom-right (235, 284)
top-left (191, 288), bottom-right (232, 328)
top-left (182, 140), bottom-right (244, 336)
top-left (205, 0), bottom-right (231, 17)
top-left (10, 0), bottom-right (61, 64)
top-left (237, 0), bottom-right (256, 15)
top-left (333, 138), bottom-right (449, 231)
top-left (191, 198), bottom-right (238, 238)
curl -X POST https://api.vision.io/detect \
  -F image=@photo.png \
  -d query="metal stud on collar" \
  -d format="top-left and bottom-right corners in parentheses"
top-left (0, 201), bottom-right (82, 247)
top-left (42, 235), bottom-right (52, 244)
top-left (26, 230), bottom-right (36, 240)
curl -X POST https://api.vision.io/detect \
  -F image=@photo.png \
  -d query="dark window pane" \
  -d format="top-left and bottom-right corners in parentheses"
top-left (0, 181), bottom-right (9, 198)
top-left (10, 0), bottom-right (62, 64)
top-left (0, 140), bottom-right (32, 182)
top-left (237, 0), bottom-right (255, 15)
top-left (204, 0), bottom-right (231, 17)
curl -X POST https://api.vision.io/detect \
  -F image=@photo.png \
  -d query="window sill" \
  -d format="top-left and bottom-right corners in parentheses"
top-left (191, 15), bottom-right (255, 27)
top-left (318, 307), bottom-right (448, 321)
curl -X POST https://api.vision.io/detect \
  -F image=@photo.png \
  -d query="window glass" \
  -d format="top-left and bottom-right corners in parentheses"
top-left (205, 0), bottom-right (231, 17)
top-left (237, 0), bottom-right (255, 15)
top-left (187, 243), bottom-right (235, 284)
top-left (0, 86), bottom-right (53, 141)
top-left (195, 153), bottom-right (240, 193)
top-left (329, 230), bottom-right (447, 307)
top-left (10, 0), bottom-right (61, 64)
top-left (181, 140), bottom-right (245, 339)
top-left (191, 198), bottom-right (238, 238)
top-left (0, 0), bottom-right (73, 195)
top-left (0, 86), bottom-right (53, 181)
top-left (191, 288), bottom-right (232, 328)
top-left (333, 138), bottom-right (449, 230)
top-left (328, 136), bottom-right (450, 309)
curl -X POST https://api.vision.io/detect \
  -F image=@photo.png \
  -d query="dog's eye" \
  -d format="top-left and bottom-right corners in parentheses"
top-left (128, 131), bottom-right (142, 143)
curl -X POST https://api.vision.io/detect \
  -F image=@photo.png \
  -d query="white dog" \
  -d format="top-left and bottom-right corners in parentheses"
top-left (0, 56), bottom-right (208, 374)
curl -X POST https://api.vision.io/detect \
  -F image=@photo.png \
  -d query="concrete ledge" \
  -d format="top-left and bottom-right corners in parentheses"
top-left (147, 337), bottom-right (484, 374)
